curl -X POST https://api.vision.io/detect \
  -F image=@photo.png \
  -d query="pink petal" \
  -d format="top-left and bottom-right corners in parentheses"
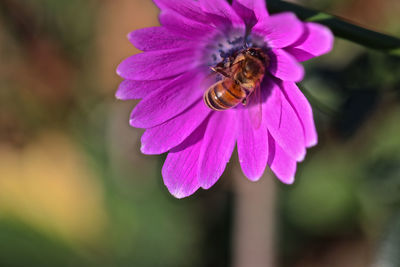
top-left (160, 12), bottom-right (216, 39)
top-left (280, 81), bottom-right (318, 147)
top-left (130, 69), bottom-right (205, 128)
top-left (237, 107), bottom-right (269, 181)
top-left (115, 78), bottom-right (172, 100)
top-left (128, 27), bottom-right (196, 51)
top-left (153, 0), bottom-right (210, 23)
top-left (253, 12), bottom-right (304, 49)
top-left (286, 22), bottom-right (334, 62)
top-left (268, 133), bottom-right (297, 184)
top-left (116, 48), bottom-right (196, 80)
top-left (269, 49), bottom-right (304, 82)
top-left (162, 120), bottom-right (209, 198)
top-left (198, 111), bottom-right (237, 189)
top-left (141, 100), bottom-right (211, 155)
top-left (263, 79), bottom-right (306, 161)
top-left (232, 0), bottom-right (269, 28)
top-left (198, 0), bottom-right (244, 29)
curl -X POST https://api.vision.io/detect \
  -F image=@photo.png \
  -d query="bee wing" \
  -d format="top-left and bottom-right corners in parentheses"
top-left (201, 71), bottom-right (219, 90)
top-left (247, 84), bottom-right (263, 129)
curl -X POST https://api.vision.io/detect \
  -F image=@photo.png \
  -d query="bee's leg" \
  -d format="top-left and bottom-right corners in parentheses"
top-left (211, 66), bottom-right (230, 77)
top-left (241, 89), bottom-right (253, 106)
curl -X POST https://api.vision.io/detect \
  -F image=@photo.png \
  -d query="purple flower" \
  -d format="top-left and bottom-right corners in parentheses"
top-left (116, 0), bottom-right (334, 198)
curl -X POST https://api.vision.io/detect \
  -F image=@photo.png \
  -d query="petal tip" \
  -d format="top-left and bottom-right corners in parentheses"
top-left (280, 175), bottom-right (295, 185)
top-left (198, 174), bottom-right (223, 190)
top-left (295, 64), bottom-right (305, 82)
top-left (274, 169), bottom-right (296, 185)
top-left (250, 176), bottom-right (262, 182)
top-left (127, 31), bottom-right (134, 40)
top-left (166, 184), bottom-right (198, 199)
top-left (116, 66), bottom-right (122, 76)
top-left (140, 143), bottom-right (147, 154)
top-left (115, 92), bottom-right (123, 100)
top-left (170, 191), bottom-right (188, 199)
top-left (312, 24), bottom-right (334, 56)
top-left (245, 172), bottom-right (263, 182)
top-left (140, 141), bottom-right (162, 155)
top-left (115, 87), bottom-right (126, 100)
top-left (116, 63), bottom-right (128, 79)
top-left (306, 137), bottom-right (318, 148)
top-left (129, 108), bottom-right (144, 128)
top-left (296, 148), bottom-right (306, 162)
top-left (129, 118), bottom-right (141, 128)
top-left (127, 31), bottom-right (144, 51)
top-left (162, 169), bottom-right (197, 199)
top-left (200, 183), bottom-right (212, 190)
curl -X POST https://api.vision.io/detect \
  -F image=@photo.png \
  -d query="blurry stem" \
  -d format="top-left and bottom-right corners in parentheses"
top-left (267, 0), bottom-right (400, 55)
top-left (232, 167), bottom-right (276, 267)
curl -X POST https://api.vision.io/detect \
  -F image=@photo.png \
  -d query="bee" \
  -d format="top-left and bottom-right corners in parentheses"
top-left (204, 47), bottom-right (269, 112)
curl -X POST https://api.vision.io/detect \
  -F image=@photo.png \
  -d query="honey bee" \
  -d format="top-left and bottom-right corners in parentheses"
top-left (204, 47), bottom-right (269, 112)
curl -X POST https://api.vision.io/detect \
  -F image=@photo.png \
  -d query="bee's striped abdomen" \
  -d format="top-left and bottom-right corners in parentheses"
top-left (204, 47), bottom-right (268, 111)
top-left (204, 79), bottom-right (246, 111)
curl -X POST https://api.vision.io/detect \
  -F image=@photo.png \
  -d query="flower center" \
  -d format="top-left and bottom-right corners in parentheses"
top-left (204, 28), bottom-right (268, 68)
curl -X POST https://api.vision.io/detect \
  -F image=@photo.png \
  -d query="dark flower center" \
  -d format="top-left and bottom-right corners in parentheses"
top-left (205, 29), bottom-right (269, 69)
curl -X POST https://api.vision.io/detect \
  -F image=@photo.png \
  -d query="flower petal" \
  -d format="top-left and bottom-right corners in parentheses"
top-left (116, 48), bottom-right (196, 80)
top-left (160, 12), bottom-right (216, 39)
top-left (162, 120), bottom-right (209, 198)
top-left (269, 49), bottom-right (304, 82)
top-left (198, 0), bottom-right (244, 29)
top-left (263, 79), bottom-right (306, 161)
top-left (237, 107), bottom-right (269, 181)
top-left (153, 0), bottom-right (210, 24)
top-left (280, 81), bottom-right (317, 147)
top-left (128, 27), bottom-right (196, 51)
top-left (130, 69), bottom-right (205, 128)
top-left (198, 111), bottom-right (237, 189)
top-left (268, 132), bottom-right (297, 184)
top-left (285, 22), bottom-right (334, 62)
top-left (232, 0), bottom-right (268, 28)
top-left (141, 100), bottom-right (211, 155)
top-left (115, 78), bottom-right (172, 100)
top-left (253, 12), bottom-right (304, 49)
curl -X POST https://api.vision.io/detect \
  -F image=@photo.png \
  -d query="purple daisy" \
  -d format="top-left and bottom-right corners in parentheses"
top-left (116, 0), bottom-right (334, 198)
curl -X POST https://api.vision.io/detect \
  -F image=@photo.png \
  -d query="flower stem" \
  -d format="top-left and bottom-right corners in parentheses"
top-left (267, 0), bottom-right (400, 55)
top-left (232, 167), bottom-right (276, 267)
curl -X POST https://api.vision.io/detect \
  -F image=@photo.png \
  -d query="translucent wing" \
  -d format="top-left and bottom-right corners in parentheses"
top-left (201, 70), bottom-right (219, 89)
top-left (246, 84), bottom-right (263, 129)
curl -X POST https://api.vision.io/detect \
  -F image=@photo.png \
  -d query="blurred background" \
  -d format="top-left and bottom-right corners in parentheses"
top-left (0, 0), bottom-right (400, 266)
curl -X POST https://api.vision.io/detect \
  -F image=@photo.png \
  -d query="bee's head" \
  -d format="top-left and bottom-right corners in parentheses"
top-left (246, 47), bottom-right (267, 63)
